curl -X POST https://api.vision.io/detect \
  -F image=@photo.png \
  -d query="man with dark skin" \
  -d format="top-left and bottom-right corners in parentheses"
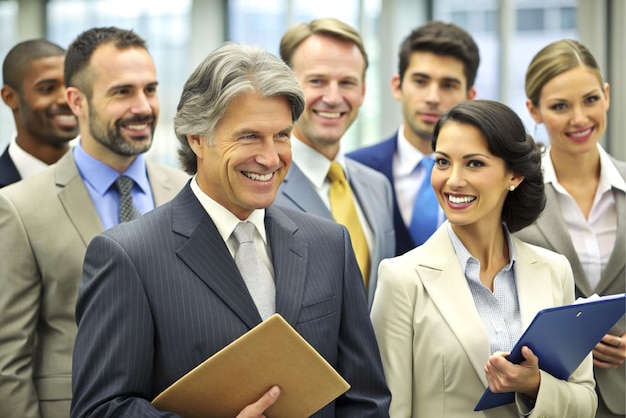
top-left (1, 39), bottom-right (78, 187)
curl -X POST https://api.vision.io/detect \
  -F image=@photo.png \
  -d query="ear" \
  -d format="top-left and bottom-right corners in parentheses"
top-left (186, 134), bottom-right (205, 158)
top-left (66, 87), bottom-right (87, 118)
top-left (1, 85), bottom-right (18, 110)
top-left (603, 82), bottom-right (610, 111)
top-left (525, 98), bottom-right (542, 124)
top-left (510, 173), bottom-right (525, 190)
top-left (467, 86), bottom-right (477, 100)
top-left (390, 74), bottom-right (402, 101)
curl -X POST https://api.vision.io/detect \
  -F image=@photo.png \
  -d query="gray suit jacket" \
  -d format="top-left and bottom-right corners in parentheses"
top-left (515, 157), bottom-right (626, 415)
top-left (70, 184), bottom-right (391, 417)
top-left (0, 151), bottom-right (189, 418)
top-left (275, 159), bottom-right (395, 306)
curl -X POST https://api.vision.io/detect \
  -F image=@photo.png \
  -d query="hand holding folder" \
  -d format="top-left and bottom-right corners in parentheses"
top-left (152, 314), bottom-right (350, 418)
top-left (474, 293), bottom-right (626, 411)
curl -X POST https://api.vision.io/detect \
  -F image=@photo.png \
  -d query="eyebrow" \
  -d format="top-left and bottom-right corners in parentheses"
top-left (107, 81), bottom-right (159, 93)
top-left (435, 151), bottom-right (490, 159)
top-left (411, 72), bottom-right (462, 85)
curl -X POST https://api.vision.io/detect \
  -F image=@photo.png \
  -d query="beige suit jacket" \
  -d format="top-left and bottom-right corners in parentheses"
top-left (0, 151), bottom-right (189, 418)
top-left (370, 223), bottom-right (597, 418)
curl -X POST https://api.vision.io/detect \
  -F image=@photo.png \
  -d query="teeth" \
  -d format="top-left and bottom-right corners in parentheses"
top-left (448, 195), bottom-right (475, 204)
top-left (244, 172), bottom-right (272, 181)
top-left (570, 128), bottom-right (592, 138)
top-left (54, 115), bottom-right (76, 122)
top-left (126, 123), bottom-right (149, 130)
top-left (317, 111), bottom-right (341, 119)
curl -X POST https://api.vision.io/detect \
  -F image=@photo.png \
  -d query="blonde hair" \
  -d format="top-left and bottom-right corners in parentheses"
top-left (279, 17), bottom-right (368, 73)
top-left (525, 39), bottom-right (604, 106)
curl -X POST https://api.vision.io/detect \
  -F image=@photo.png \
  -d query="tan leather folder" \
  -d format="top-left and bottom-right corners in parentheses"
top-left (152, 314), bottom-right (350, 418)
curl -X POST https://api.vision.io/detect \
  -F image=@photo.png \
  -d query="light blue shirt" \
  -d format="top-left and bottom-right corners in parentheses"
top-left (448, 223), bottom-right (523, 354)
top-left (73, 140), bottom-right (154, 229)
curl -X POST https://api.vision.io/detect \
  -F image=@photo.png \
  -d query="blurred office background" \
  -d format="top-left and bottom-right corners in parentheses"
top-left (0, 0), bottom-right (623, 168)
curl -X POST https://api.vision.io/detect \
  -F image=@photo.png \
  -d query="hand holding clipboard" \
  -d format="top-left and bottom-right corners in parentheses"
top-left (475, 293), bottom-right (626, 411)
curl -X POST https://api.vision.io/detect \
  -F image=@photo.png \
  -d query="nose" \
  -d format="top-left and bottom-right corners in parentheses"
top-left (256, 138), bottom-right (280, 168)
top-left (55, 86), bottom-right (69, 105)
top-left (446, 165), bottom-right (466, 189)
top-left (131, 92), bottom-right (153, 115)
top-left (425, 84), bottom-right (441, 104)
top-left (570, 104), bottom-right (588, 126)
top-left (322, 82), bottom-right (342, 106)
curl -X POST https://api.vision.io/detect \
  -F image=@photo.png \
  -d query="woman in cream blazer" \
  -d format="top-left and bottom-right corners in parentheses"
top-left (371, 100), bottom-right (597, 418)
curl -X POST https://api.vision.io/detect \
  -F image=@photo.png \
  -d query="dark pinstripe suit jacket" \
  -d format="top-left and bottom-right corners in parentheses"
top-left (71, 184), bottom-right (391, 418)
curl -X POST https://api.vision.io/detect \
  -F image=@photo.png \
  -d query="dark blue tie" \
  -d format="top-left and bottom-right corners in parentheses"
top-left (408, 157), bottom-right (438, 246)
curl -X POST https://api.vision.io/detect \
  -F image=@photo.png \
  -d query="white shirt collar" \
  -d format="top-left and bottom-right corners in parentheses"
top-left (8, 138), bottom-right (49, 178)
top-left (543, 144), bottom-right (626, 193)
top-left (189, 176), bottom-right (267, 245)
top-left (291, 135), bottom-right (349, 187)
top-left (395, 125), bottom-right (432, 176)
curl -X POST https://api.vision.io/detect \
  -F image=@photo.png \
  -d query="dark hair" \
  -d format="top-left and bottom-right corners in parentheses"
top-left (175, 42), bottom-right (305, 174)
top-left (398, 21), bottom-right (480, 91)
top-left (432, 100), bottom-right (545, 232)
top-left (2, 39), bottom-right (65, 92)
top-left (64, 27), bottom-right (147, 96)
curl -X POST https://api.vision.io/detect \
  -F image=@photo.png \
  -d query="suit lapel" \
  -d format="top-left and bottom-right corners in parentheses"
top-left (597, 186), bottom-right (626, 294)
top-left (418, 227), bottom-right (491, 387)
top-left (265, 206), bottom-right (308, 326)
top-left (512, 237), bottom-right (557, 326)
top-left (55, 152), bottom-right (103, 245)
top-left (280, 163), bottom-right (332, 218)
top-left (173, 186), bottom-right (261, 329)
top-left (534, 186), bottom-right (593, 294)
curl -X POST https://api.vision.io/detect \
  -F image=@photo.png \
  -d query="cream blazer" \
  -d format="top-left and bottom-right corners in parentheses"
top-left (370, 222), bottom-right (597, 418)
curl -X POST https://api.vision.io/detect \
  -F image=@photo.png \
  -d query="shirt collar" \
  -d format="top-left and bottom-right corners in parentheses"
top-left (73, 138), bottom-right (149, 196)
top-left (447, 222), bottom-right (516, 277)
top-left (291, 135), bottom-right (349, 187)
top-left (189, 176), bottom-right (267, 245)
top-left (543, 144), bottom-right (626, 193)
top-left (395, 125), bottom-right (432, 176)
top-left (8, 138), bottom-right (49, 178)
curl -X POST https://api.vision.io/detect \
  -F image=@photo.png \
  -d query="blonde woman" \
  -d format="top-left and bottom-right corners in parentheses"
top-left (516, 39), bottom-right (625, 418)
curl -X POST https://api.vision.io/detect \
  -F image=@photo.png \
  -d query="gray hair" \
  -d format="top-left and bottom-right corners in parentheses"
top-left (175, 42), bottom-right (305, 174)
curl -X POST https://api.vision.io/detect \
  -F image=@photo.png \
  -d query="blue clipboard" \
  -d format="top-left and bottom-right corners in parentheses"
top-left (474, 293), bottom-right (626, 411)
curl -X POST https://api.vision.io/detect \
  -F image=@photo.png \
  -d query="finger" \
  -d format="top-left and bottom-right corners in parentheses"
top-left (237, 386), bottom-right (280, 418)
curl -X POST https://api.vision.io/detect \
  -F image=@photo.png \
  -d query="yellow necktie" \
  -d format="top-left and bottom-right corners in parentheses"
top-left (327, 161), bottom-right (370, 288)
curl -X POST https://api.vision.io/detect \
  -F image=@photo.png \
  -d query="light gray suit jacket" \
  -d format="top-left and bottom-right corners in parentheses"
top-left (0, 150), bottom-right (189, 418)
top-left (275, 159), bottom-right (396, 306)
top-left (515, 157), bottom-right (626, 416)
top-left (70, 184), bottom-right (391, 417)
top-left (371, 223), bottom-right (597, 418)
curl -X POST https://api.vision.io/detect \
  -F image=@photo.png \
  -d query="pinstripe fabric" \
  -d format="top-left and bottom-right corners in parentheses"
top-left (71, 184), bottom-right (391, 418)
top-left (275, 159), bottom-right (396, 307)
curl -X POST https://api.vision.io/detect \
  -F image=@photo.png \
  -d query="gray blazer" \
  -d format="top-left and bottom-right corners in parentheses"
top-left (515, 157), bottom-right (626, 415)
top-left (275, 159), bottom-right (396, 306)
top-left (0, 150), bottom-right (189, 418)
top-left (70, 184), bottom-right (391, 417)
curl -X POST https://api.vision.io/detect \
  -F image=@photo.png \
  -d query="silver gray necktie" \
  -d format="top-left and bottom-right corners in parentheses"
top-left (115, 176), bottom-right (140, 223)
top-left (232, 221), bottom-right (276, 320)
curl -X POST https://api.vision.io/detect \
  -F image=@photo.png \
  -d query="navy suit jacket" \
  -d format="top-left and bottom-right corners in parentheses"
top-left (0, 146), bottom-right (21, 188)
top-left (71, 184), bottom-right (391, 418)
top-left (347, 134), bottom-right (415, 255)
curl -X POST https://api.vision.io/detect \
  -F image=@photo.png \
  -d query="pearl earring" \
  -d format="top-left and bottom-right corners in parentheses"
top-left (509, 185), bottom-right (515, 192)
